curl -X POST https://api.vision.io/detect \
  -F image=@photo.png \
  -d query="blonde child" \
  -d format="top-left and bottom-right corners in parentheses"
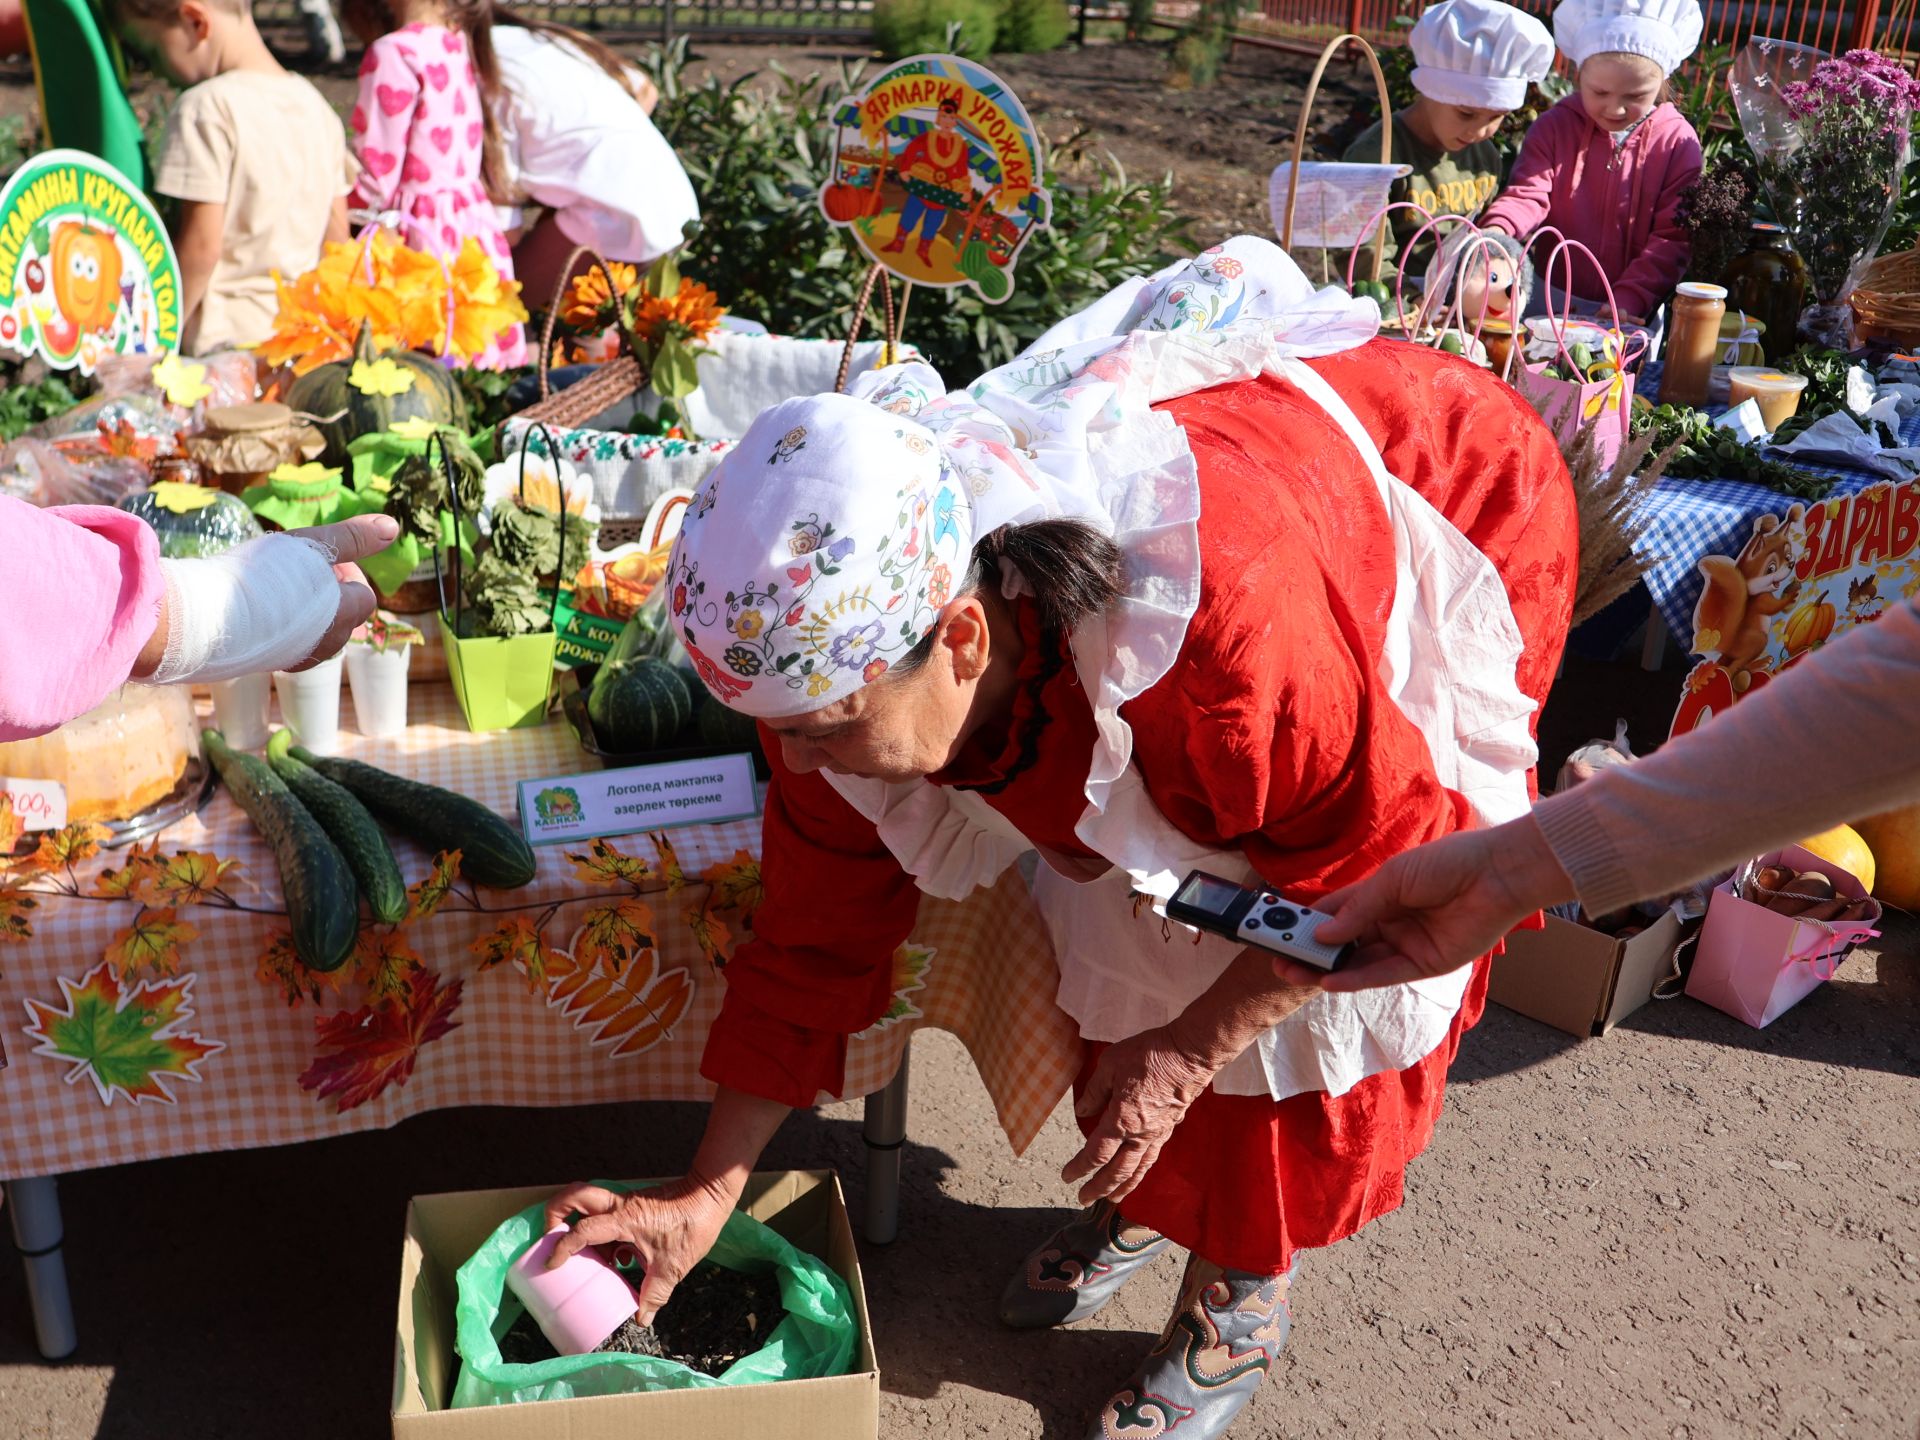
top-left (115, 0), bottom-right (355, 354)
top-left (1342, 0), bottom-right (1553, 277)
top-left (1480, 0), bottom-right (1705, 324)
top-left (340, 0), bottom-right (527, 366)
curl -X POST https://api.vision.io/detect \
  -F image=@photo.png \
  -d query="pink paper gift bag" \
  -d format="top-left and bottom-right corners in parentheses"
top-left (1687, 845), bottom-right (1881, 1028)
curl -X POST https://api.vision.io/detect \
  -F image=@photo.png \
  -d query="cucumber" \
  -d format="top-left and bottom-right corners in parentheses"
top-left (295, 747), bottom-right (537, 889)
top-left (204, 730), bottom-right (359, 971)
top-left (267, 731), bottom-right (408, 924)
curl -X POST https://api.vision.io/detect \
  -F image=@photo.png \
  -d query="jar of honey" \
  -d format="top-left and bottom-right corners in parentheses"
top-left (1662, 281), bottom-right (1727, 409)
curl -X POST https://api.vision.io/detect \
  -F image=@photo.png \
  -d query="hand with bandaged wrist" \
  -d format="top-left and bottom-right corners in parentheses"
top-left (132, 513), bottom-right (399, 685)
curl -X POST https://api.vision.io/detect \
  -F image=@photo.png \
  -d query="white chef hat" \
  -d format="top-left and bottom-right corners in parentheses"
top-left (1553, 0), bottom-right (1704, 74)
top-left (1409, 0), bottom-right (1556, 111)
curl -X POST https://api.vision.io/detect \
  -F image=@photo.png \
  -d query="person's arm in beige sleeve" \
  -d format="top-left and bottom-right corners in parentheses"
top-left (1296, 597), bottom-right (1920, 992)
top-left (152, 89), bottom-right (233, 341)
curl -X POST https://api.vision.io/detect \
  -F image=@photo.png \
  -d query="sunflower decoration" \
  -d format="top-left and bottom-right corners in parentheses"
top-left (556, 246), bottom-right (728, 435)
top-left (256, 231), bottom-right (528, 375)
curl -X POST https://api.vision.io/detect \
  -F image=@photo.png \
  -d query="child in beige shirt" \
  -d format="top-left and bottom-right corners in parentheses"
top-left (114, 0), bottom-right (356, 353)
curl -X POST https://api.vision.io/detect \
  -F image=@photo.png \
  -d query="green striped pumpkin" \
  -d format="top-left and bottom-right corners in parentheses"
top-left (587, 658), bottom-right (697, 755)
top-left (286, 322), bottom-right (467, 466)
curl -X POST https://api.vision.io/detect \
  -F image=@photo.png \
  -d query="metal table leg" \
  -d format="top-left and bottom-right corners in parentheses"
top-left (862, 1043), bottom-right (911, 1246)
top-left (6, 1177), bottom-right (77, 1359)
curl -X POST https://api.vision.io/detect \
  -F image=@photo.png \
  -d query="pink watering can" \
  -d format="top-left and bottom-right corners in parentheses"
top-left (504, 1226), bottom-right (640, 1355)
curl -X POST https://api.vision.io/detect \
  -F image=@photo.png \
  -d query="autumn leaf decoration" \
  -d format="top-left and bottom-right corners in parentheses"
top-left (104, 908), bottom-right (200, 982)
top-left (298, 968), bottom-right (463, 1112)
top-left (545, 944), bottom-right (694, 1059)
top-left (0, 878), bottom-right (38, 945)
top-left (407, 849), bottom-right (464, 924)
top-left (25, 963), bottom-right (224, 1104)
top-left (0, 794), bottom-right (22, 855)
top-left (258, 931), bottom-right (346, 1008)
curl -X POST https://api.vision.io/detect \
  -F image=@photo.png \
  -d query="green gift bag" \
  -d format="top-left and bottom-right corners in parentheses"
top-left (449, 1182), bottom-right (857, 1407)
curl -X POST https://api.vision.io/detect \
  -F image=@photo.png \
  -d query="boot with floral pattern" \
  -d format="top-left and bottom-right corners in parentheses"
top-left (998, 1200), bottom-right (1171, 1330)
top-left (1084, 1253), bottom-right (1297, 1440)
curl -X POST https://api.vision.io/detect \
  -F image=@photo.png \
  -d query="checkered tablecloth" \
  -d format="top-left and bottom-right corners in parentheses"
top-left (1633, 368), bottom-right (1920, 643)
top-left (0, 684), bottom-right (1081, 1182)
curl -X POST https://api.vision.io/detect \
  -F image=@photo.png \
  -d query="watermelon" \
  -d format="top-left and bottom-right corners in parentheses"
top-left (119, 484), bottom-right (264, 558)
top-left (587, 657), bottom-right (696, 755)
top-left (286, 321), bottom-right (467, 466)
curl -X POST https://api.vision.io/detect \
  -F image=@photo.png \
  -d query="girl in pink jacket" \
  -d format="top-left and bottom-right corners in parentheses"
top-left (1480, 0), bottom-right (1705, 324)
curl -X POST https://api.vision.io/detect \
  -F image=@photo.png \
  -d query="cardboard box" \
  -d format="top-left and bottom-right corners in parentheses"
top-left (1488, 908), bottom-right (1685, 1037)
top-left (393, 1170), bottom-right (878, 1439)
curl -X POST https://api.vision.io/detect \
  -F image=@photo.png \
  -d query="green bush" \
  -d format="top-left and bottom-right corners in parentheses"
top-left (645, 40), bottom-right (1193, 383)
top-left (873, 0), bottom-right (998, 59)
top-left (1167, 0), bottom-right (1235, 88)
top-left (997, 0), bottom-right (1071, 53)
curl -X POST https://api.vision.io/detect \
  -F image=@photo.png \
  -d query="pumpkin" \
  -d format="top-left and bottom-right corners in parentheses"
top-left (822, 183), bottom-right (868, 224)
top-left (587, 656), bottom-right (696, 755)
top-left (1797, 824), bottom-right (1875, 894)
top-left (53, 221), bottom-right (123, 337)
top-left (1850, 803), bottom-right (1920, 909)
top-left (286, 321), bottom-right (468, 466)
top-left (1781, 591), bottom-right (1836, 657)
top-left (119, 483), bottom-right (264, 559)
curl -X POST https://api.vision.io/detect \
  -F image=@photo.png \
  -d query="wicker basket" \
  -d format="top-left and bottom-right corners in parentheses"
top-left (511, 246), bottom-right (651, 433)
top-left (1850, 248), bottom-right (1920, 349)
top-left (1277, 33), bottom-right (1393, 285)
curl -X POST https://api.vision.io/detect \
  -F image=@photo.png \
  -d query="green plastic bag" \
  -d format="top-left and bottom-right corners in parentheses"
top-left (450, 1182), bottom-right (857, 1407)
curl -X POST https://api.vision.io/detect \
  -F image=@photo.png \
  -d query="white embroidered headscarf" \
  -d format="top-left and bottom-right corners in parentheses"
top-left (666, 236), bottom-right (1381, 718)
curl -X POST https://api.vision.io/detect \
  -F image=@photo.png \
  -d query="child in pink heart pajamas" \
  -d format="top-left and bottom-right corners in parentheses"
top-left (342, 0), bottom-right (527, 366)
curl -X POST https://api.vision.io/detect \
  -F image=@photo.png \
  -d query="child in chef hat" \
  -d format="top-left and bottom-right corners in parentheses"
top-left (1481, 0), bottom-right (1705, 325)
top-left (1341, 0), bottom-right (1554, 277)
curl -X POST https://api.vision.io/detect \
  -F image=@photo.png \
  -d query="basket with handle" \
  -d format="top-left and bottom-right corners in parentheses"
top-left (513, 246), bottom-right (653, 432)
top-left (1275, 32), bottom-right (1394, 286)
top-left (1850, 246), bottom-right (1920, 349)
top-left (1509, 230), bottom-right (1649, 468)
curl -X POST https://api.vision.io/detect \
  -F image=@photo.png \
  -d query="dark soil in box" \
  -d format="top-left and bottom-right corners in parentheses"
top-left (497, 1260), bottom-right (785, 1377)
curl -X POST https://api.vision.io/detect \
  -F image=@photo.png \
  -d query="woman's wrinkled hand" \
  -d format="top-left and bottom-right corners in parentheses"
top-left (542, 1173), bottom-right (737, 1325)
top-left (1061, 1026), bottom-right (1216, 1206)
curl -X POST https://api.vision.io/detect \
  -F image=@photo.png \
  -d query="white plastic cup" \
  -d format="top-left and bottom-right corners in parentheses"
top-left (345, 644), bottom-right (412, 738)
top-left (273, 651), bottom-right (345, 756)
top-left (208, 673), bottom-right (272, 750)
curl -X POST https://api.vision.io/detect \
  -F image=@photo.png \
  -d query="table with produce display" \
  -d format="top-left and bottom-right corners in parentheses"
top-left (0, 680), bottom-right (1081, 1356)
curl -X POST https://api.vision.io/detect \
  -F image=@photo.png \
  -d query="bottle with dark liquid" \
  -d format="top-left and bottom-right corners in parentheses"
top-left (1722, 223), bottom-right (1808, 365)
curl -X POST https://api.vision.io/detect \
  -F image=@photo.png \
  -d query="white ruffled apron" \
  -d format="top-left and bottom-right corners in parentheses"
top-left (825, 339), bottom-right (1539, 1102)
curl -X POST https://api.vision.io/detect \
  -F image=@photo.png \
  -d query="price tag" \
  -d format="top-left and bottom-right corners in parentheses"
top-left (2, 777), bottom-right (68, 832)
top-left (517, 753), bottom-right (759, 847)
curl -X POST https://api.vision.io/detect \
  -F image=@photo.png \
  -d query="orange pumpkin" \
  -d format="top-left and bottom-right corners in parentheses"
top-left (822, 183), bottom-right (868, 224)
top-left (51, 223), bottom-right (123, 337)
top-left (1780, 590), bottom-right (1836, 657)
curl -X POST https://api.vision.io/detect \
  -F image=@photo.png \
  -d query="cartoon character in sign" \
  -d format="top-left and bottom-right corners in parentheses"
top-left (882, 97), bottom-right (971, 268)
top-left (1690, 505), bottom-right (1805, 693)
top-left (1846, 573), bottom-right (1885, 625)
top-left (51, 223), bottom-right (125, 345)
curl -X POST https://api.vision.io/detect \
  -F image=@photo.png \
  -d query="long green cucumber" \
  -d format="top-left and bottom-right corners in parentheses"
top-left (266, 731), bottom-right (408, 924)
top-left (203, 730), bottom-right (359, 971)
top-left (293, 747), bottom-right (537, 889)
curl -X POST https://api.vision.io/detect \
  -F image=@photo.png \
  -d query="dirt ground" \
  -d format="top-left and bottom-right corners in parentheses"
top-left (2, 654), bottom-right (1918, 1439)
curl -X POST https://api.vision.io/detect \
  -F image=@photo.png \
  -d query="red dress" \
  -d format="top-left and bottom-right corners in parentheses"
top-left (702, 341), bottom-right (1576, 1274)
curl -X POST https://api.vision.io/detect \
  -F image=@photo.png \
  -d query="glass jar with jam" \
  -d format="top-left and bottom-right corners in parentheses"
top-left (1722, 223), bottom-right (1809, 365)
top-left (1662, 281), bottom-right (1727, 409)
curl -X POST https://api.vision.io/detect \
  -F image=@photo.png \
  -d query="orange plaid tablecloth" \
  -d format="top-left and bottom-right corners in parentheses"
top-left (0, 683), bottom-right (1081, 1182)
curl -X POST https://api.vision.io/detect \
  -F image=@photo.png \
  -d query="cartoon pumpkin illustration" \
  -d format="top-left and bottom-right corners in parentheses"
top-left (52, 222), bottom-right (124, 339)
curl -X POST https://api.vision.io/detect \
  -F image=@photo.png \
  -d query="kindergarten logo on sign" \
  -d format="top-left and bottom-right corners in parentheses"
top-left (820, 54), bottom-right (1051, 303)
top-left (531, 786), bottom-right (585, 829)
top-left (0, 150), bottom-right (182, 374)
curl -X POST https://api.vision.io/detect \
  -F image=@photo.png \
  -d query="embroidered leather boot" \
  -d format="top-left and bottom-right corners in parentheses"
top-left (1084, 1253), bottom-right (1296, 1440)
top-left (998, 1200), bottom-right (1170, 1329)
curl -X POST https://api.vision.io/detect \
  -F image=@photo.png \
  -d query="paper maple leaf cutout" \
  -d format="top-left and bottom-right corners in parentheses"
top-left (387, 416), bottom-right (442, 441)
top-left (568, 837), bottom-right (651, 887)
top-left (103, 907), bottom-right (200, 981)
top-left (406, 850), bottom-right (463, 924)
top-left (470, 915), bottom-right (563, 993)
top-left (684, 900), bottom-right (732, 970)
top-left (353, 926), bottom-right (423, 1003)
top-left (878, 944), bottom-right (933, 1026)
top-left (256, 930), bottom-right (345, 1007)
top-left (152, 353), bottom-right (212, 408)
top-left (545, 945), bottom-right (694, 1058)
top-left (25, 963), bottom-right (224, 1104)
top-left (651, 832), bottom-right (688, 895)
top-left (0, 878), bottom-right (37, 944)
top-left (146, 850), bottom-right (240, 906)
top-left (93, 839), bottom-right (162, 900)
top-left (701, 850), bottom-right (764, 925)
top-left (575, 899), bottom-right (657, 974)
top-left (24, 822), bottom-right (109, 876)
top-left (298, 967), bottom-right (463, 1113)
top-left (349, 357), bottom-right (418, 398)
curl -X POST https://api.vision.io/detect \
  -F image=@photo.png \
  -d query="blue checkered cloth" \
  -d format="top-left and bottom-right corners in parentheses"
top-left (1633, 363), bottom-right (1920, 642)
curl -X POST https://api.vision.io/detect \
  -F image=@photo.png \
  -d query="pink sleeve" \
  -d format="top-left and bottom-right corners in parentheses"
top-left (0, 497), bottom-right (164, 741)
top-left (1610, 128), bottom-right (1705, 320)
top-left (1479, 113), bottom-right (1563, 240)
top-left (349, 35), bottom-right (421, 214)
top-left (1533, 597), bottom-right (1920, 914)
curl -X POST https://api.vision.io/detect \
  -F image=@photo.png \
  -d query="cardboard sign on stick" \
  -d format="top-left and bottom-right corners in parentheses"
top-left (821, 54), bottom-right (1051, 304)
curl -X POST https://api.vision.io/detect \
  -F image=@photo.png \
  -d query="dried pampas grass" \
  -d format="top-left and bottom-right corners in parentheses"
top-left (1530, 397), bottom-right (1675, 627)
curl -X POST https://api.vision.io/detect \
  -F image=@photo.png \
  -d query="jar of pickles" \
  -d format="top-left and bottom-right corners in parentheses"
top-left (1722, 224), bottom-right (1808, 365)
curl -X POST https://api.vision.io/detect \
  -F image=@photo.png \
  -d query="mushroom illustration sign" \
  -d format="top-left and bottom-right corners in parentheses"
top-left (820, 54), bottom-right (1051, 303)
top-left (1670, 482), bottom-right (1920, 738)
top-left (0, 149), bottom-right (182, 374)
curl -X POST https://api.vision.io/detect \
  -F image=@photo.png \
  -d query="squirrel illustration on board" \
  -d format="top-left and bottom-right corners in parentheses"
top-left (1691, 505), bottom-right (1805, 692)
